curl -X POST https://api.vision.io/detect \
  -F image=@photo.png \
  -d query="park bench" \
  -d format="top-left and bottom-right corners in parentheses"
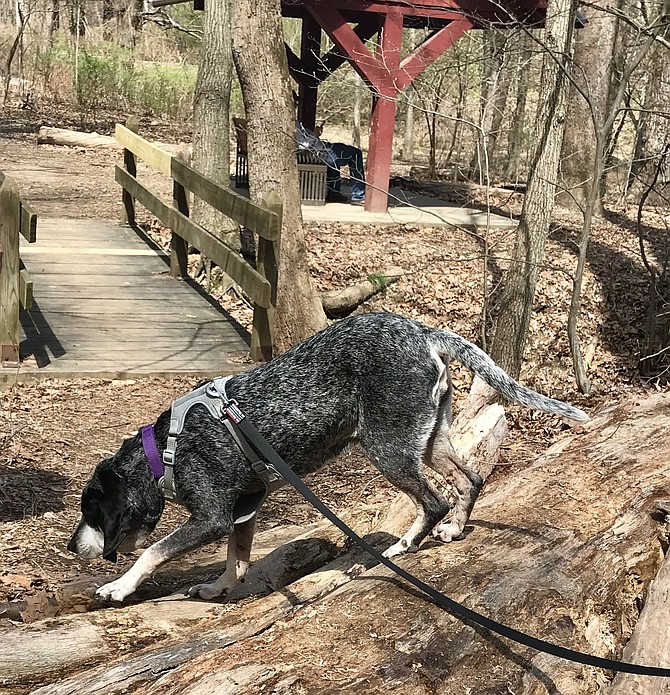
top-left (233, 117), bottom-right (327, 206)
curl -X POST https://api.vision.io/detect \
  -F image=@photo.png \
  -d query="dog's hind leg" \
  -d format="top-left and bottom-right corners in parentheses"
top-left (363, 443), bottom-right (451, 558)
top-left (424, 414), bottom-right (483, 543)
top-left (187, 517), bottom-right (256, 600)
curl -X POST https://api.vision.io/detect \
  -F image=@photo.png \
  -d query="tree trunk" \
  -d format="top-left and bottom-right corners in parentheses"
top-left (230, 0), bottom-right (327, 354)
top-left (504, 33), bottom-right (533, 182)
top-left (37, 126), bottom-right (122, 148)
top-left (191, 0), bottom-right (239, 252)
top-left (627, 25), bottom-right (670, 205)
top-left (557, 3), bottom-right (620, 214)
top-left (402, 29), bottom-right (418, 162)
top-left (490, 0), bottom-right (576, 378)
top-left (352, 72), bottom-right (362, 150)
top-left (608, 530), bottom-right (670, 695)
top-left (320, 266), bottom-right (405, 317)
top-left (469, 31), bottom-right (513, 184)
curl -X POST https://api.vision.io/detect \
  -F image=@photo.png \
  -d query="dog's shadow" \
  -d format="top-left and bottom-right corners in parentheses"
top-left (0, 465), bottom-right (68, 521)
top-left (135, 520), bottom-right (543, 603)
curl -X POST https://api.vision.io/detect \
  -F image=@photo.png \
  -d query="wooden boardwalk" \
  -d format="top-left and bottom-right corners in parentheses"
top-left (8, 218), bottom-right (250, 381)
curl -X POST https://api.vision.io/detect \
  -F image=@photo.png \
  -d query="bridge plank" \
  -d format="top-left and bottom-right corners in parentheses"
top-left (10, 218), bottom-right (251, 381)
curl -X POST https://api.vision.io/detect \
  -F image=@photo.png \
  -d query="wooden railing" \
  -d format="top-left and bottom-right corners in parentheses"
top-left (0, 169), bottom-right (36, 367)
top-left (114, 120), bottom-right (281, 361)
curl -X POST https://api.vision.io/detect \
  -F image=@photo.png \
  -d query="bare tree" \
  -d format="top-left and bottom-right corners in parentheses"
top-left (557, 2), bottom-right (621, 214)
top-left (628, 4), bottom-right (670, 205)
top-left (566, 8), bottom-right (666, 392)
top-left (504, 33), bottom-right (534, 182)
top-left (469, 29), bottom-right (514, 184)
top-left (191, 0), bottom-right (238, 259)
top-left (490, 0), bottom-right (577, 377)
top-left (230, 0), bottom-right (327, 353)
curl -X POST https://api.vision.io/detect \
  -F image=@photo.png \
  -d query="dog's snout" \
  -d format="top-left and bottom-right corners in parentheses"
top-left (67, 520), bottom-right (105, 559)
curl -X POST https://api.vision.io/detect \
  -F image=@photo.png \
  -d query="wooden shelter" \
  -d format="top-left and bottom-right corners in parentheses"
top-left (282, 0), bottom-right (546, 212)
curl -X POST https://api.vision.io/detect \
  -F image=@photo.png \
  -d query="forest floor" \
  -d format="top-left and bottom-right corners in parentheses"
top-left (0, 105), bottom-right (667, 622)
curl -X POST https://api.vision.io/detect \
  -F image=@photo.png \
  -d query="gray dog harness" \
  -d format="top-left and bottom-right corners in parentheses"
top-left (148, 376), bottom-right (285, 524)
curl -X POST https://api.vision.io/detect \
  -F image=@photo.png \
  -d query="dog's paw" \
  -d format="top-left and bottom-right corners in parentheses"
top-left (382, 538), bottom-right (418, 559)
top-left (432, 521), bottom-right (464, 543)
top-left (95, 579), bottom-right (133, 602)
top-left (187, 581), bottom-right (233, 600)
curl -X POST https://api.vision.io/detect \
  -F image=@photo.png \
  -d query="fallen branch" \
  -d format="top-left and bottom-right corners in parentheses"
top-left (14, 379), bottom-right (507, 694)
top-left (320, 266), bottom-right (405, 317)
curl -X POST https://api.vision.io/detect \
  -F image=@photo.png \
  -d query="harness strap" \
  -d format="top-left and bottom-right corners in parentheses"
top-left (223, 400), bottom-right (670, 679)
top-left (160, 376), bottom-right (284, 506)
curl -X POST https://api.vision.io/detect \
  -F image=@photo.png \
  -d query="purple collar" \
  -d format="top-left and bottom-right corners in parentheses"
top-left (140, 424), bottom-right (164, 479)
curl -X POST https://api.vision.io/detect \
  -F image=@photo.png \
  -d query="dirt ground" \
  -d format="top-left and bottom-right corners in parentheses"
top-left (0, 106), bottom-right (663, 622)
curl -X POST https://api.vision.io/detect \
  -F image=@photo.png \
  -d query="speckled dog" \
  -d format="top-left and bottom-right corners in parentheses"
top-left (68, 312), bottom-right (588, 602)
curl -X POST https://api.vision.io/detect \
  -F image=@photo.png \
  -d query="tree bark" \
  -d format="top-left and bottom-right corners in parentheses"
top-left (0, 514), bottom-right (375, 690)
top-left (230, 0), bottom-right (327, 354)
top-left (557, 3), bottom-right (620, 214)
top-left (608, 517), bottom-right (670, 695)
top-left (490, 0), bottom-right (576, 378)
top-left (191, 0), bottom-right (238, 251)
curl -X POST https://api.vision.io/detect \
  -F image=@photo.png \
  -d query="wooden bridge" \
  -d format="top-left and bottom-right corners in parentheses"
top-left (0, 123), bottom-right (280, 384)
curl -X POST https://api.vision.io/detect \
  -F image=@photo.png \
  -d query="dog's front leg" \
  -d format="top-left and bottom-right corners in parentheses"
top-left (187, 517), bottom-right (256, 600)
top-left (96, 517), bottom-right (231, 602)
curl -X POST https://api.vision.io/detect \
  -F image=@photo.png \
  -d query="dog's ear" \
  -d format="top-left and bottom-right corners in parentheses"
top-left (98, 468), bottom-right (127, 563)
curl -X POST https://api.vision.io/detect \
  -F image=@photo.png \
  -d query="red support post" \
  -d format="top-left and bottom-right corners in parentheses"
top-left (364, 11), bottom-right (403, 212)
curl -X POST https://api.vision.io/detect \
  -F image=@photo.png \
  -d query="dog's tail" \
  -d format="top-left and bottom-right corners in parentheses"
top-left (429, 330), bottom-right (589, 422)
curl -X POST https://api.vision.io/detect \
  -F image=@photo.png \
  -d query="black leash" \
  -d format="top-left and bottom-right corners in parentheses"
top-left (222, 400), bottom-right (670, 678)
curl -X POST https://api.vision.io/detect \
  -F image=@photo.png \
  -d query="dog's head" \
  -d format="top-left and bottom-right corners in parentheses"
top-left (68, 437), bottom-right (164, 562)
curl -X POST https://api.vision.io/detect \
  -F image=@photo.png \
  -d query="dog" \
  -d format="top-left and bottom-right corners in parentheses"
top-left (68, 312), bottom-right (588, 602)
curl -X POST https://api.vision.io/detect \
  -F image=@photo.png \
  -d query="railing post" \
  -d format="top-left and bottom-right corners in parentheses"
top-left (0, 176), bottom-right (21, 366)
top-left (170, 145), bottom-right (190, 279)
top-left (122, 115), bottom-right (139, 227)
top-left (251, 191), bottom-right (281, 361)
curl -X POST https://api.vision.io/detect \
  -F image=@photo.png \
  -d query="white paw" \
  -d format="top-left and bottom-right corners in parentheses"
top-left (95, 578), bottom-right (134, 602)
top-left (382, 539), bottom-right (418, 559)
top-left (187, 581), bottom-right (235, 600)
top-left (432, 521), bottom-right (464, 543)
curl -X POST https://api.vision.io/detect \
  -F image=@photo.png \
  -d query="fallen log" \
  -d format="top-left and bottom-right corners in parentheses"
top-left (37, 127), bottom-right (123, 149)
top-left (607, 501), bottom-right (670, 695)
top-left (320, 266), bottom-right (405, 317)
top-left (36, 127), bottom-right (184, 154)
top-left (0, 521), bottom-right (328, 622)
top-left (9, 380), bottom-right (506, 694)
top-left (122, 394), bottom-right (670, 694)
top-left (0, 512), bottom-right (376, 690)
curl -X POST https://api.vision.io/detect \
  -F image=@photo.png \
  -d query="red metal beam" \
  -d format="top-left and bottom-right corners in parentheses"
top-left (396, 17), bottom-right (473, 90)
top-left (365, 11), bottom-right (402, 212)
top-left (306, 5), bottom-right (391, 94)
top-left (313, 16), bottom-right (384, 83)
